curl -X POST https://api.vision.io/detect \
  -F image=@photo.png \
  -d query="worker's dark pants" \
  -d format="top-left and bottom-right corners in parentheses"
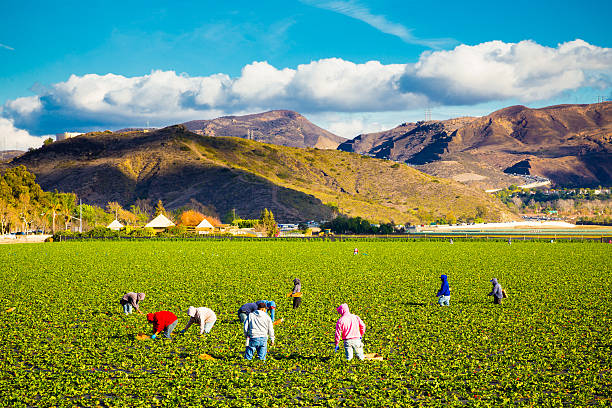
top-left (293, 297), bottom-right (302, 309)
top-left (494, 297), bottom-right (502, 305)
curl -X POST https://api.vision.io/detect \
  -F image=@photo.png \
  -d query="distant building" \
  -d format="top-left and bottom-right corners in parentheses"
top-left (56, 132), bottom-right (82, 141)
top-left (107, 219), bottom-right (124, 231)
top-left (144, 214), bottom-right (175, 232)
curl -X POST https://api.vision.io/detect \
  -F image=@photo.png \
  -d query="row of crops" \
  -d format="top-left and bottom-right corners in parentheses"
top-left (1, 241), bottom-right (610, 406)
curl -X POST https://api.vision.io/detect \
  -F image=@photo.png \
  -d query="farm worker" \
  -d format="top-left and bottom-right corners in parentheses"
top-left (146, 311), bottom-right (178, 339)
top-left (290, 278), bottom-right (302, 309)
top-left (119, 292), bottom-right (145, 315)
top-left (449, 238), bottom-right (453, 244)
top-left (181, 306), bottom-right (217, 335)
top-left (256, 300), bottom-right (277, 321)
top-left (488, 278), bottom-right (504, 305)
top-left (243, 302), bottom-right (275, 361)
top-left (237, 302), bottom-right (258, 324)
top-left (353, 248), bottom-right (359, 255)
top-left (334, 303), bottom-right (366, 361)
top-left (436, 274), bottom-right (451, 306)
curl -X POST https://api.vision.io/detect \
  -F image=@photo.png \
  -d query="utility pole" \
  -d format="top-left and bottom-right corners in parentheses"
top-left (79, 199), bottom-right (82, 233)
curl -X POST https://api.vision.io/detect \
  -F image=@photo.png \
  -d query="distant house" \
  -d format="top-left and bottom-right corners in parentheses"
top-left (195, 218), bottom-right (215, 234)
top-left (107, 219), bottom-right (124, 231)
top-left (144, 214), bottom-right (175, 232)
top-left (55, 132), bottom-right (82, 141)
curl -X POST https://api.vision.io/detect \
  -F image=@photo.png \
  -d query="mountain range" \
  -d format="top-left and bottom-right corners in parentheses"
top-left (182, 110), bottom-right (346, 149)
top-left (339, 102), bottom-right (612, 188)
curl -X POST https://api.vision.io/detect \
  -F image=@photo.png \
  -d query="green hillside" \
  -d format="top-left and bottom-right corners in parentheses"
top-left (10, 126), bottom-right (517, 224)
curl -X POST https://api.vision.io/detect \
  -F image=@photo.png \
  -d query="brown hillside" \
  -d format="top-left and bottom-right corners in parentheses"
top-left (183, 110), bottom-right (346, 149)
top-left (8, 126), bottom-right (516, 224)
top-left (339, 102), bottom-right (612, 187)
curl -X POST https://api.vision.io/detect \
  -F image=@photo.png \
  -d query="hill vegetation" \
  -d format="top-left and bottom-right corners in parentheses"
top-left (8, 126), bottom-right (516, 224)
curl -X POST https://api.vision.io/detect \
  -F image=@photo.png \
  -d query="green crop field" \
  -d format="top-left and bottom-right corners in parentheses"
top-left (0, 241), bottom-right (610, 407)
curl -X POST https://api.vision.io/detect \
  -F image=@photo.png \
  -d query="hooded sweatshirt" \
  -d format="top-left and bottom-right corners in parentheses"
top-left (256, 300), bottom-right (276, 320)
top-left (121, 292), bottom-right (145, 310)
top-left (437, 275), bottom-right (451, 297)
top-left (238, 302), bottom-right (258, 315)
top-left (184, 306), bottom-right (217, 334)
top-left (488, 278), bottom-right (503, 299)
top-left (292, 279), bottom-right (301, 294)
top-left (244, 309), bottom-right (275, 341)
top-left (335, 304), bottom-right (366, 346)
top-left (146, 311), bottom-right (177, 333)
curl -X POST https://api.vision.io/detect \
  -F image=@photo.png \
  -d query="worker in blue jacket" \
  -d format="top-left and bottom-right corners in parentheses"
top-left (256, 300), bottom-right (277, 321)
top-left (237, 302), bottom-right (258, 324)
top-left (436, 274), bottom-right (451, 306)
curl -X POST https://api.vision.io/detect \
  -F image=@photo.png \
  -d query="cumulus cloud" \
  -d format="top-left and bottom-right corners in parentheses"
top-left (400, 39), bottom-right (612, 105)
top-left (1, 39), bottom-right (611, 137)
top-left (0, 118), bottom-right (50, 150)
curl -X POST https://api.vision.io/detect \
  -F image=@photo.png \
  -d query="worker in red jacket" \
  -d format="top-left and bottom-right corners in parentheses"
top-left (146, 311), bottom-right (178, 339)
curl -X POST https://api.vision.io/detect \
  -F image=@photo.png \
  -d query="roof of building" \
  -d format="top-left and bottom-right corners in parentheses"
top-left (196, 218), bottom-right (214, 229)
top-left (144, 213), bottom-right (175, 228)
top-left (107, 219), bottom-right (124, 230)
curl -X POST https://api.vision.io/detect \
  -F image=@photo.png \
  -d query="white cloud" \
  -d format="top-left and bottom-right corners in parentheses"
top-left (4, 96), bottom-right (42, 117)
top-left (0, 118), bottom-right (50, 150)
top-left (300, 0), bottom-right (454, 48)
top-left (2, 39), bottom-right (610, 136)
top-left (0, 43), bottom-right (14, 51)
top-left (400, 39), bottom-right (612, 104)
top-left (309, 112), bottom-right (394, 138)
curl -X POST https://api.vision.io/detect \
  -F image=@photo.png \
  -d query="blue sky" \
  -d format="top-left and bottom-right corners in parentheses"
top-left (1, 0), bottom-right (611, 147)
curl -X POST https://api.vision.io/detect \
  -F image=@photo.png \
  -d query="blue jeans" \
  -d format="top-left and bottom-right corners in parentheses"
top-left (122, 303), bottom-right (133, 315)
top-left (244, 337), bottom-right (268, 360)
top-left (438, 295), bottom-right (450, 306)
top-left (164, 319), bottom-right (178, 338)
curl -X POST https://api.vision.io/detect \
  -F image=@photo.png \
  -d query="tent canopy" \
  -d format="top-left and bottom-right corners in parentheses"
top-left (145, 214), bottom-right (175, 229)
top-left (196, 218), bottom-right (214, 229)
top-left (107, 219), bottom-right (124, 230)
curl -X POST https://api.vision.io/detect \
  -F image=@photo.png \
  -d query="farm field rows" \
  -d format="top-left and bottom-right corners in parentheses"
top-left (0, 241), bottom-right (610, 407)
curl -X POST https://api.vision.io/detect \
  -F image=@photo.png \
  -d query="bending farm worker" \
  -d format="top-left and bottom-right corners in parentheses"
top-left (243, 301), bottom-right (275, 361)
top-left (146, 311), bottom-right (178, 339)
top-left (181, 306), bottom-right (217, 335)
top-left (334, 303), bottom-right (366, 361)
top-left (256, 300), bottom-right (277, 321)
top-left (237, 302), bottom-right (258, 324)
top-left (488, 278), bottom-right (504, 304)
top-left (436, 274), bottom-right (451, 306)
top-left (119, 292), bottom-right (145, 315)
top-left (290, 278), bottom-right (302, 309)
top-left (353, 248), bottom-right (359, 255)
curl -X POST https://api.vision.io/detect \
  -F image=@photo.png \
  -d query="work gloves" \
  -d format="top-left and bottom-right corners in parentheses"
top-left (334, 345), bottom-right (339, 352)
top-left (151, 334), bottom-right (157, 340)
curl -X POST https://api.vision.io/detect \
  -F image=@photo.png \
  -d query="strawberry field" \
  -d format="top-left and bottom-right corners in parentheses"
top-left (1, 241), bottom-right (610, 407)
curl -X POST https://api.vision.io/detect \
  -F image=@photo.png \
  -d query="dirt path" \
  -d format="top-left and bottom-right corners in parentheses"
top-left (0, 235), bottom-right (51, 244)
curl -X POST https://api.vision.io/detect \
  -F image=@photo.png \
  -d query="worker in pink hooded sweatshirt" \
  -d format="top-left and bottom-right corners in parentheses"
top-left (334, 303), bottom-right (366, 361)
